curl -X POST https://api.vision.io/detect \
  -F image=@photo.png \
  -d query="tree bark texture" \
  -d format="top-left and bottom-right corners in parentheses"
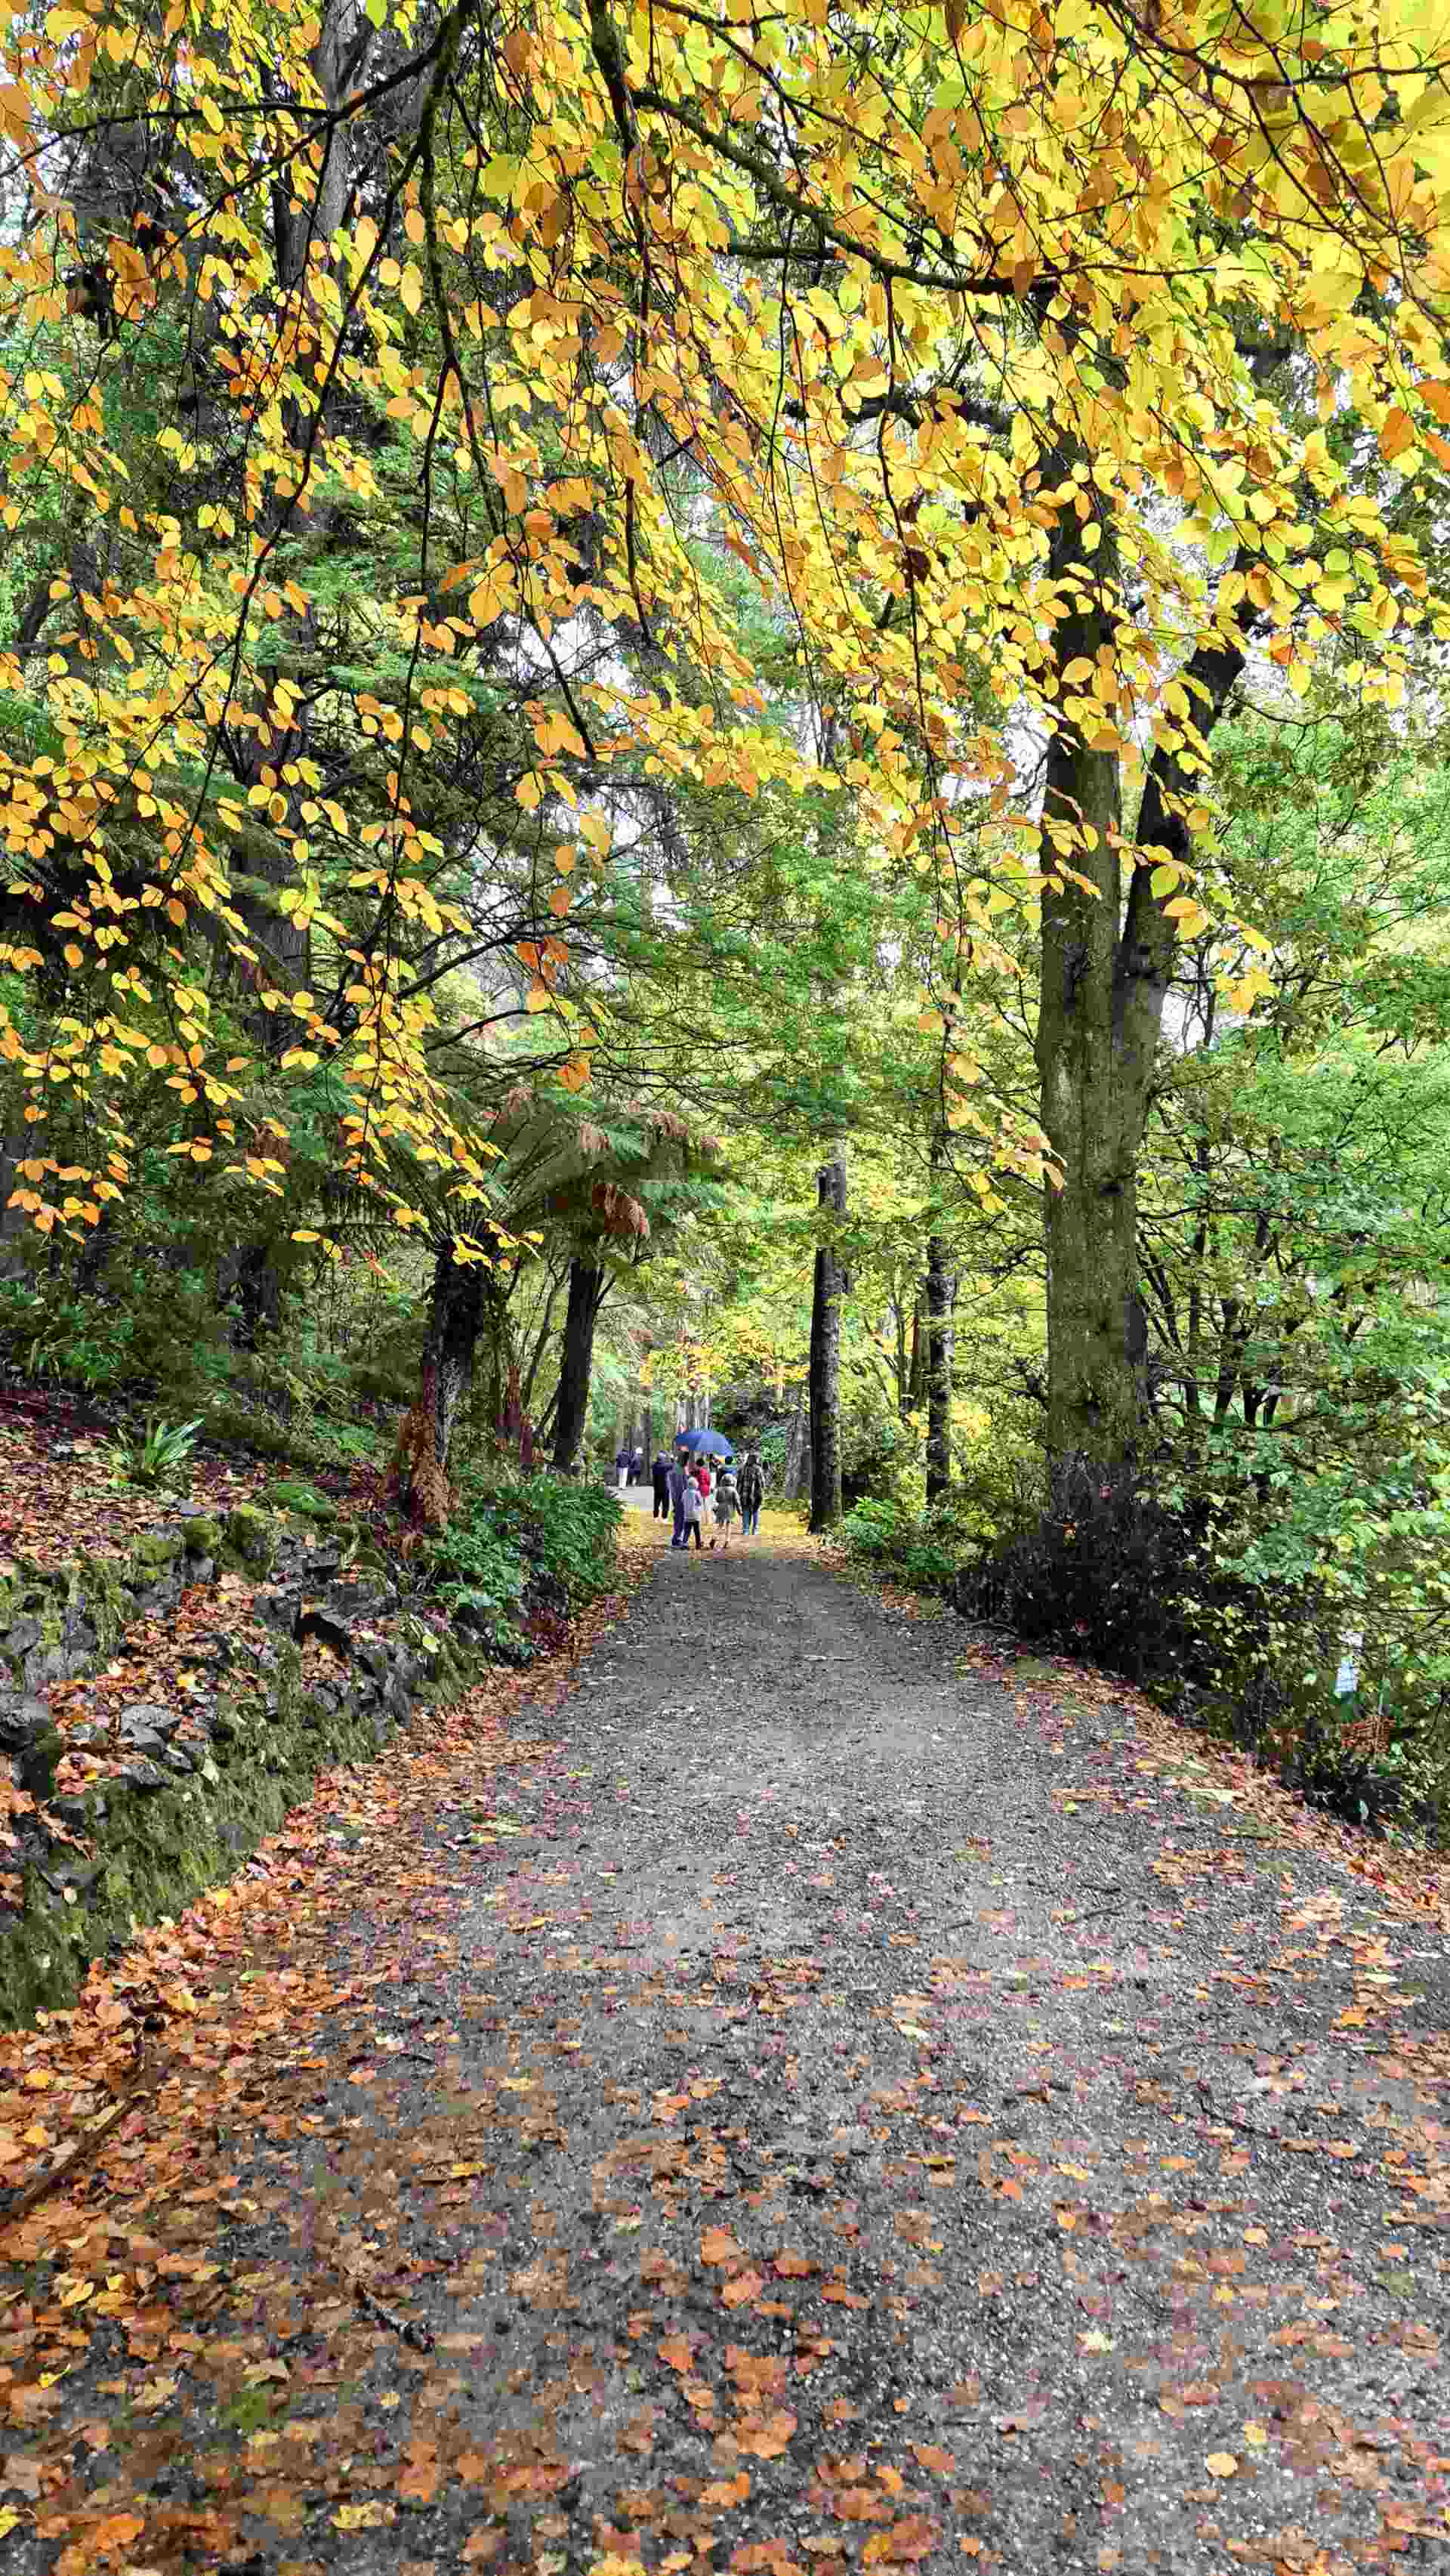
top-left (1035, 481), bottom-right (1254, 1472)
top-left (424, 1244), bottom-right (486, 1474)
top-left (782, 1395), bottom-right (807, 1499)
top-left (924, 1234), bottom-right (955, 1505)
top-left (551, 1256), bottom-right (604, 1472)
top-left (808, 1149), bottom-right (847, 1533)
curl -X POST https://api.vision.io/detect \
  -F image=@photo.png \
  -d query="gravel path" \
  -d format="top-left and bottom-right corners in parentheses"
top-left (14, 1532), bottom-right (1450, 2573)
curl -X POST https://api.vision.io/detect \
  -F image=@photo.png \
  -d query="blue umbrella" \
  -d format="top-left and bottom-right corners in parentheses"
top-left (675, 1427), bottom-right (734, 1460)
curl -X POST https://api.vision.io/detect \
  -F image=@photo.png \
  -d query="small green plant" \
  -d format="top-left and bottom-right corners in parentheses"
top-left (106, 1415), bottom-right (205, 1490)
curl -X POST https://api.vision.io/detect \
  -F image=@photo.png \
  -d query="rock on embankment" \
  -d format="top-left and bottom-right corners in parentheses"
top-left (0, 1505), bottom-right (492, 2025)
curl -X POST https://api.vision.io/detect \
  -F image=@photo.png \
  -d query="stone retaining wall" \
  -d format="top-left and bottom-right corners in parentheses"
top-left (0, 1506), bottom-right (490, 2025)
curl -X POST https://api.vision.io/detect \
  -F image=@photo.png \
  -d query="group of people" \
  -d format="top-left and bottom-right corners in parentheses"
top-left (650, 1444), bottom-right (767, 1550)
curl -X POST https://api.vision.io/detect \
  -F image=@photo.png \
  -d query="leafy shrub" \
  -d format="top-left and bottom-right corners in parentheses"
top-left (0, 1280), bottom-right (137, 1395)
top-left (838, 1496), bottom-right (976, 1593)
top-left (951, 1458), bottom-right (1450, 1834)
top-left (422, 1470), bottom-right (621, 1662)
top-left (459, 1468), bottom-right (622, 1605)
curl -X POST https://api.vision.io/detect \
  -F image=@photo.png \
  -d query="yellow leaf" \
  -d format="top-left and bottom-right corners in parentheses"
top-left (332, 2501), bottom-right (394, 2529)
top-left (399, 264), bottom-right (424, 317)
top-left (1205, 2452), bottom-right (1238, 2478)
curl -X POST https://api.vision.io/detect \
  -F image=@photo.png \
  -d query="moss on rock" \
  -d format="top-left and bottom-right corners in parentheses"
top-left (129, 1532), bottom-right (183, 1573)
top-left (222, 1505), bottom-right (276, 1576)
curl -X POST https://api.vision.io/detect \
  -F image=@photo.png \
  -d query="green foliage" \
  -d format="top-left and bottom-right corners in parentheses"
top-left (106, 1416), bottom-right (205, 1491)
top-left (837, 1496), bottom-right (973, 1593)
top-left (0, 1284), bottom-right (134, 1395)
top-left (263, 1479), bottom-right (336, 1523)
top-left (421, 1469), bottom-right (619, 1660)
top-left (424, 1515), bottom-right (529, 1657)
top-left (466, 1471), bottom-right (623, 1607)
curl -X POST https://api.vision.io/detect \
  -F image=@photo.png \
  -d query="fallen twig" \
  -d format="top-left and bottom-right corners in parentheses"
top-left (351, 2275), bottom-right (434, 2352)
top-left (0, 2039), bottom-right (150, 2231)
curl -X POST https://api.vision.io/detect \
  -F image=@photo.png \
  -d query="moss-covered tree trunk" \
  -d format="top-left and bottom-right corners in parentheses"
top-left (808, 1148), bottom-right (847, 1533)
top-left (552, 1256), bottom-right (604, 1472)
top-left (924, 1233), bottom-right (955, 1505)
top-left (1035, 471), bottom-right (1252, 1474)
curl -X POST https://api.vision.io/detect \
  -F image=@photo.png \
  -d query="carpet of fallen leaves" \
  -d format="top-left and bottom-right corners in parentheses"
top-left (0, 1546), bottom-right (649, 2546)
top-left (2, 1484), bottom-right (1450, 2576)
top-left (0, 1389), bottom-right (325, 1564)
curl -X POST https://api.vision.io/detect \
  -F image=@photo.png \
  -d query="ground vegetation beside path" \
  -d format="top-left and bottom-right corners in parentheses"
top-left (3, 1525), bottom-right (1450, 2575)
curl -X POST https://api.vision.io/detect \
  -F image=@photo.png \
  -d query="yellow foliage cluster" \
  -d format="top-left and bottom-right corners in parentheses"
top-left (0, 0), bottom-right (1448, 1231)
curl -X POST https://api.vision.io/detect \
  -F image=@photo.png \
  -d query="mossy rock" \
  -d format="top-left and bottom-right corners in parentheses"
top-left (182, 1516), bottom-right (221, 1556)
top-left (265, 1481), bottom-right (335, 1525)
top-left (77, 1556), bottom-right (133, 1655)
top-left (222, 1505), bottom-right (277, 1576)
top-left (129, 1531), bottom-right (182, 1574)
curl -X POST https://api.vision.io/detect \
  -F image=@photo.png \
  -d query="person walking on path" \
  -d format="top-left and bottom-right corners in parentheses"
top-left (738, 1450), bottom-right (765, 1537)
top-left (696, 1459), bottom-right (711, 1507)
top-left (615, 1444), bottom-right (632, 1490)
top-left (667, 1453), bottom-right (690, 1547)
top-left (651, 1451), bottom-right (671, 1520)
top-left (631, 1446), bottom-right (644, 1483)
top-left (681, 1468), bottom-right (705, 1550)
top-left (713, 1466), bottom-right (739, 1549)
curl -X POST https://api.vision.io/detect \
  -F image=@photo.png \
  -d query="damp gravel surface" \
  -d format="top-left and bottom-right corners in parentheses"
top-left (10, 1534), bottom-right (1450, 2575)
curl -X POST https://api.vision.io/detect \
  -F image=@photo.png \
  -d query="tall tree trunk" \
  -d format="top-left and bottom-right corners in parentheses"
top-left (924, 1234), bottom-right (955, 1505)
top-left (1035, 473), bottom-right (1254, 1474)
top-left (552, 1256), bottom-right (604, 1472)
top-left (424, 1244), bottom-right (485, 1475)
top-left (782, 1394), bottom-right (807, 1499)
top-left (808, 1148), bottom-right (847, 1533)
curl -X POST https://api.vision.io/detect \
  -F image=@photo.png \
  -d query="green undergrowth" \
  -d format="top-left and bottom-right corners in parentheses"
top-left (838, 1481), bottom-right (1450, 1852)
top-left (419, 1469), bottom-right (622, 1657)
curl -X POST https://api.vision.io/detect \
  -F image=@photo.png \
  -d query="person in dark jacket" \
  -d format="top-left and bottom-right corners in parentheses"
top-left (667, 1453), bottom-right (690, 1547)
top-left (651, 1451), bottom-right (671, 1519)
top-left (738, 1451), bottom-right (765, 1537)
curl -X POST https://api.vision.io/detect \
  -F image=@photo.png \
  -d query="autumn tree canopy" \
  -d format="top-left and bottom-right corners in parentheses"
top-left (3, 0), bottom-right (1450, 1462)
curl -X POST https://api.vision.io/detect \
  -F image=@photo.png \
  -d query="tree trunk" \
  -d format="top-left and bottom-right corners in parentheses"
top-left (782, 1394), bottom-right (807, 1499)
top-left (924, 1234), bottom-right (955, 1505)
top-left (808, 1148), bottom-right (847, 1533)
top-left (424, 1244), bottom-right (485, 1475)
top-left (552, 1256), bottom-right (604, 1472)
top-left (907, 1289), bottom-right (927, 1412)
top-left (1035, 478), bottom-right (1255, 1473)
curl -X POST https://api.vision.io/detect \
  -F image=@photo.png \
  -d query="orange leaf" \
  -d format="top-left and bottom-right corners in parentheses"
top-left (773, 2250), bottom-right (813, 2278)
top-left (736, 2410), bottom-right (796, 2460)
top-left (721, 2269), bottom-right (764, 2309)
top-left (701, 2227), bottom-right (742, 2266)
top-left (658, 2335), bottom-right (694, 2371)
top-left (701, 2474), bottom-right (751, 2507)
